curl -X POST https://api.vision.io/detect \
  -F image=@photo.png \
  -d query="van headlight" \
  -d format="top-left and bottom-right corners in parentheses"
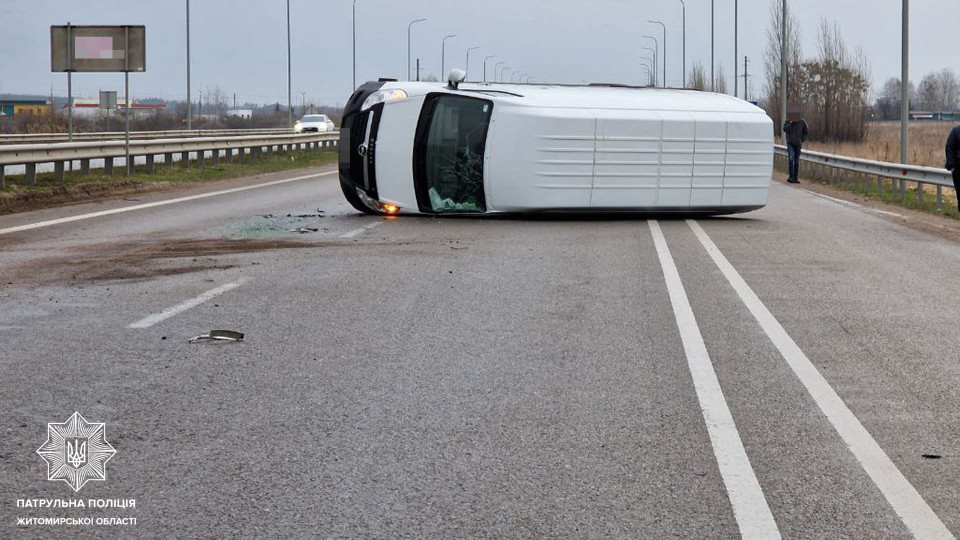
top-left (361, 89), bottom-right (408, 111)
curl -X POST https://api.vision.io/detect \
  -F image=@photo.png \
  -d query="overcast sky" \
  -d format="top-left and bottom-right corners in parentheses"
top-left (0, 0), bottom-right (956, 107)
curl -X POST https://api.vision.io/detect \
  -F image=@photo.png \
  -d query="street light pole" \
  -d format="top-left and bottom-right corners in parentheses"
top-left (710, 0), bottom-right (712, 92)
top-left (286, 0), bottom-right (292, 128)
top-left (495, 61), bottom-right (506, 82)
top-left (500, 66), bottom-right (511, 83)
top-left (465, 47), bottom-right (479, 80)
top-left (901, 0), bottom-right (909, 164)
top-left (642, 50), bottom-right (656, 86)
top-left (734, 0), bottom-right (739, 97)
top-left (649, 20), bottom-right (666, 87)
top-left (483, 55), bottom-right (496, 83)
top-left (678, 0), bottom-right (686, 87)
top-left (352, 0), bottom-right (357, 90)
top-left (780, 0), bottom-right (787, 143)
top-left (642, 36), bottom-right (658, 86)
top-left (185, 0), bottom-right (191, 129)
top-left (407, 18), bottom-right (426, 81)
top-left (441, 34), bottom-right (456, 79)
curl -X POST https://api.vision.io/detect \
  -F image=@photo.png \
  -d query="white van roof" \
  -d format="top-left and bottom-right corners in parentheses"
top-left (384, 81), bottom-right (764, 114)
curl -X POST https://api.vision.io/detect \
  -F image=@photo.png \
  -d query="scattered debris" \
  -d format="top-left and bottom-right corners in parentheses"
top-left (287, 213), bottom-right (325, 218)
top-left (290, 227), bottom-right (320, 234)
top-left (189, 330), bottom-right (245, 343)
top-left (260, 214), bottom-right (276, 219)
top-left (450, 246), bottom-right (468, 251)
top-left (922, 454), bottom-right (942, 459)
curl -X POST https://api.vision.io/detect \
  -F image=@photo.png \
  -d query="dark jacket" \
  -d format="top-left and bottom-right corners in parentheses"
top-left (783, 120), bottom-right (809, 147)
top-left (946, 126), bottom-right (960, 171)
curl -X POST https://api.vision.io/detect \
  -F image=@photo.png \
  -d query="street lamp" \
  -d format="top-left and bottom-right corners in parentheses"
top-left (441, 34), bottom-right (456, 79)
top-left (734, 0), bottom-right (738, 97)
top-left (286, 0), bottom-right (292, 128)
top-left (185, 0), bottom-right (191, 129)
top-left (640, 53), bottom-right (657, 86)
top-left (465, 46), bottom-right (480, 81)
top-left (494, 61), bottom-right (506, 82)
top-left (512, 71), bottom-right (522, 83)
top-left (649, 20), bottom-right (666, 87)
top-left (407, 18), bottom-right (426, 81)
top-left (780, 0), bottom-right (786, 143)
top-left (901, 0), bottom-right (909, 163)
top-left (352, 0), bottom-right (357, 90)
top-left (678, 0), bottom-right (686, 87)
top-left (483, 55), bottom-right (496, 82)
top-left (500, 66), bottom-right (511, 83)
top-left (640, 64), bottom-right (651, 86)
top-left (642, 36), bottom-right (658, 87)
top-left (711, 0), bottom-right (715, 90)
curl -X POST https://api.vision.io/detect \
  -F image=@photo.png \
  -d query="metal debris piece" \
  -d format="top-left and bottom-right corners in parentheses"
top-left (189, 330), bottom-right (245, 343)
top-left (260, 214), bottom-right (275, 219)
top-left (290, 227), bottom-right (320, 234)
top-left (288, 213), bottom-right (325, 218)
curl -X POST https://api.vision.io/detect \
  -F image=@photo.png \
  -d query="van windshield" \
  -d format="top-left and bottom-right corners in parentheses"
top-left (415, 95), bottom-right (492, 213)
top-left (302, 115), bottom-right (327, 122)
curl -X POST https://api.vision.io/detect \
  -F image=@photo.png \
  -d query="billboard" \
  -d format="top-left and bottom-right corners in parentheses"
top-left (51, 26), bottom-right (145, 73)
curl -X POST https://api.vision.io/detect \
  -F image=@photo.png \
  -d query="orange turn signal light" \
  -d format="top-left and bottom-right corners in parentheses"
top-left (382, 204), bottom-right (400, 215)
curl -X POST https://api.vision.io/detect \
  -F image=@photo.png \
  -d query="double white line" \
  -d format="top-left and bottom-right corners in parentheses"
top-left (650, 219), bottom-right (953, 539)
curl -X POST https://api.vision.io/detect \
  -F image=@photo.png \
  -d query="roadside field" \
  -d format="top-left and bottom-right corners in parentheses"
top-left (805, 121), bottom-right (954, 169)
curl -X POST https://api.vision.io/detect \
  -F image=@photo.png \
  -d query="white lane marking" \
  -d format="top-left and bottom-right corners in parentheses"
top-left (804, 189), bottom-right (906, 219)
top-left (340, 220), bottom-right (384, 238)
top-left (0, 171), bottom-right (336, 236)
top-left (128, 282), bottom-right (243, 329)
top-left (648, 220), bottom-right (781, 539)
top-left (687, 219), bottom-right (954, 539)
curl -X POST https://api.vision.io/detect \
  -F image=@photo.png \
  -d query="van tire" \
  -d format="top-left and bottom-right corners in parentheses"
top-left (340, 178), bottom-right (381, 215)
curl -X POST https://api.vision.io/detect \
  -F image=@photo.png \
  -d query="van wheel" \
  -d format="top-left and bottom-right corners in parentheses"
top-left (339, 178), bottom-right (381, 215)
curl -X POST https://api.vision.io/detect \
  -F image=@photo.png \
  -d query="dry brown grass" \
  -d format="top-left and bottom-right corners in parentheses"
top-left (804, 122), bottom-right (954, 169)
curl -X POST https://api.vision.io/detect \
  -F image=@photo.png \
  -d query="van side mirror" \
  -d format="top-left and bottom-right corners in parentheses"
top-left (447, 69), bottom-right (466, 90)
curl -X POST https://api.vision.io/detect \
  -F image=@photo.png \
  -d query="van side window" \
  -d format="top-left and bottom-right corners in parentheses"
top-left (415, 95), bottom-right (492, 213)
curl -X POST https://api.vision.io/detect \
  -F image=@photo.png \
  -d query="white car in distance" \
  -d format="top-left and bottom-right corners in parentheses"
top-left (294, 114), bottom-right (335, 133)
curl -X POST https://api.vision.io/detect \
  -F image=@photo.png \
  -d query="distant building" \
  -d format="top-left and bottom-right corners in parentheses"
top-left (226, 109), bottom-right (253, 119)
top-left (0, 99), bottom-right (52, 116)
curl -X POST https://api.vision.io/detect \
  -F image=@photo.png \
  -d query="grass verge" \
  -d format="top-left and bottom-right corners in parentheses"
top-left (0, 149), bottom-right (337, 215)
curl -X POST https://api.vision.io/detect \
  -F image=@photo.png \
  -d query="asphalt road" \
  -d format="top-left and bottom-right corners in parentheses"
top-left (1, 165), bottom-right (959, 538)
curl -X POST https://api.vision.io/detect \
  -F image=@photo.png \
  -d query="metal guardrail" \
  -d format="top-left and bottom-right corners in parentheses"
top-left (0, 131), bottom-right (339, 187)
top-left (774, 144), bottom-right (955, 210)
top-left (0, 128), bottom-right (296, 145)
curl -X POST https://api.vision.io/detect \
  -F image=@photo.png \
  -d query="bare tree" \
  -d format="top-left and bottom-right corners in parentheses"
top-left (689, 62), bottom-right (707, 91)
top-left (917, 69), bottom-right (960, 111)
top-left (874, 77), bottom-right (915, 120)
top-left (715, 63), bottom-right (728, 94)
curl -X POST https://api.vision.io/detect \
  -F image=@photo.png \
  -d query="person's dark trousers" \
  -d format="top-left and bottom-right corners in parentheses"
top-left (953, 169), bottom-right (960, 212)
top-left (787, 143), bottom-right (802, 180)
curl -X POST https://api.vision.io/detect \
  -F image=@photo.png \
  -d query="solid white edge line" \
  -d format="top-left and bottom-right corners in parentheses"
top-left (0, 171), bottom-right (336, 236)
top-left (687, 219), bottom-right (954, 539)
top-left (803, 189), bottom-right (907, 219)
top-left (648, 220), bottom-right (781, 539)
top-left (128, 282), bottom-right (243, 329)
top-left (340, 220), bottom-right (384, 238)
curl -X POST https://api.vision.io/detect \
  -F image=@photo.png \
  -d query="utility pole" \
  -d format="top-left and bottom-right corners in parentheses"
top-left (901, 0), bottom-right (909, 164)
top-left (407, 19), bottom-right (426, 81)
top-left (286, 0), bottom-right (292, 128)
top-left (186, 0), bottom-right (191, 129)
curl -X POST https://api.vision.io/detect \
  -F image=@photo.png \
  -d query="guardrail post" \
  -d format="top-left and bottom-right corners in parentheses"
top-left (180, 152), bottom-right (189, 167)
top-left (1, 165), bottom-right (5, 189)
top-left (900, 177), bottom-right (907, 202)
top-left (212, 149), bottom-right (220, 166)
top-left (917, 181), bottom-right (923, 207)
top-left (164, 153), bottom-right (173, 168)
top-left (25, 163), bottom-right (36, 185)
top-left (104, 158), bottom-right (113, 176)
top-left (937, 185), bottom-right (943, 211)
top-left (238, 148), bottom-right (245, 163)
top-left (198, 150), bottom-right (205, 168)
top-left (145, 154), bottom-right (155, 173)
top-left (80, 159), bottom-right (90, 175)
top-left (227, 149), bottom-right (234, 164)
top-left (54, 161), bottom-right (65, 183)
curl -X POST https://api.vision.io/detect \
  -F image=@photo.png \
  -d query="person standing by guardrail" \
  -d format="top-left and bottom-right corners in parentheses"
top-left (946, 124), bottom-right (960, 211)
top-left (783, 115), bottom-right (809, 184)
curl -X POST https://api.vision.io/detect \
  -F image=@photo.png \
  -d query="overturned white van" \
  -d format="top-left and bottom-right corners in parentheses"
top-left (338, 74), bottom-right (773, 216)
